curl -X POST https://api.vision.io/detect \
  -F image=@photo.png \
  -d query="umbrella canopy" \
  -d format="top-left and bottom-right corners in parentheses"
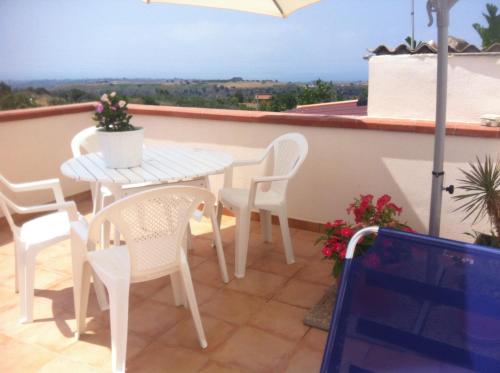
top-left (144, 0), bottom-right (320, 18)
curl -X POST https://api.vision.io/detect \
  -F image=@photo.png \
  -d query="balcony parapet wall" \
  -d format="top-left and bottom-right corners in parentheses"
top-left (1, 103), bottom-right (498, 139)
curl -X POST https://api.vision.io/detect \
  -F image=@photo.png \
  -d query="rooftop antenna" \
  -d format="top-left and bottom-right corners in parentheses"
top-left (411, 0), bottom-right (415, 50)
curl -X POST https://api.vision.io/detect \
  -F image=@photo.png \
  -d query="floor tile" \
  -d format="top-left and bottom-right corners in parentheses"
top-left (249, 300), bottom-right (309, 341)
top-left (274, 279), bottom-right (327, 309)
top-left (11, 310), bottom-right (79, 352)
top-left (151, 281), bottom-right (219, 307)
top-left (198, 361), bottom-right (247, 373)
top-left (38, 356), bottom-right (109, 373)
top-left (129, 276), bottom-right (170, 300)
top-left (200, 289), bottom-right (266, 325)
top-left (301, 327), bottom-right (328, 352)
top-left (0, 284), bottom-right (19, 312)
top-left (272, 230), bottom-right (319, 258)
top-left (192, 260), bottom-right (235, 288)
top-left (128, 299), bottom-right (189, 337)
top-left (61, 330), bottom-right (149, 367)
top-left (295, 259), bottom-right (337, 286)
top-left (0, 335), bottom-right (57, 372)
top-left (284, 346), bottom-right (323, 373)
top-left (226, 269), bottom-right (287, 299)
top-left (159, 315), bottom-right (235, 353)
top-left (212, 326), bottom-right (295, 372)
top-left (249, 251), bottom-right (306, 278)
top-left (127, 343), bottom-right (209, 373)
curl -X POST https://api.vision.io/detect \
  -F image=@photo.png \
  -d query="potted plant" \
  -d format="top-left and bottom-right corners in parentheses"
top-left (453, 155), bottom-right (500, 247)
top-left (93, 92), bottom-right (144, 168)
top-left (317, 194), bottom-right (413, 278)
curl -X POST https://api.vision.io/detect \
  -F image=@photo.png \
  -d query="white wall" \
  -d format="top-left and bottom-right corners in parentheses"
top-left (368, 54), bottom-right (500, 123)
top-left (1, 110), bottom-right (499, 242)
top-left (0, 112), bottom-right (92, 206)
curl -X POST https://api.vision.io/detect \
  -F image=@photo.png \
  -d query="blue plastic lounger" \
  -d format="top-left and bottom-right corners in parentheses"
top-left (321, 227), bottom-right (500, 373)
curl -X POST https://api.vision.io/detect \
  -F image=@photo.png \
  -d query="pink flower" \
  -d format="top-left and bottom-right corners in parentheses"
top-left (387, 203), bottom-right (402, 215)
top-left (322, 246), bottom-right (333, 258)
top-left (353, 207), bottom-right (363, 223)
top-left (360, 194), bottom-right (373, 208)
top-left (340, 227), bottom-right (354, 238)
top-left (96, 103), bottom-right (103, 113)
top-left (376, 194), bottom-right (391, 210)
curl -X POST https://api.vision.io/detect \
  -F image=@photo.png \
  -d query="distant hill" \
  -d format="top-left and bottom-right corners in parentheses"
top-left (0, 78), bottom-right (367, 112)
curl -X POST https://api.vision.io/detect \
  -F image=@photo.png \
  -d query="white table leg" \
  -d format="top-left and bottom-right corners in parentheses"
top-left (107, 184), bottom-right (123, 246)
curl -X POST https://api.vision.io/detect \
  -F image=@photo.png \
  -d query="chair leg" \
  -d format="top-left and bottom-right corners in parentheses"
top-left (234, 210), bottom-right (251, 278)
top-left (108, 283), bottom-right (130, 373)
top-left (260, 209), bottom-right (273, 243)
top-left (18, 249), bottom-right (36, 323)
top-left (210, 211), bottom-right (229, 283)
top-left (278, 206), bottom-right (295, 264)
top-left (14, 242), bottom-right (21, 294)
top-left (186, 223), bottom-right (193, 251)
top-left (91, 182), bottom-right (100, 216)
top-left (170, 272), bottom-right (187, 307)
top-left (179, 258), bottom-right (207, 349)
top-left (216, 201), bottom-right (223, 232)
top-left (75, 262), bottom-right (92, 337)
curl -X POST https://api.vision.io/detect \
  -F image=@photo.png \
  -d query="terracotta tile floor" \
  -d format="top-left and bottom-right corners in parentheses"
top-left (0, 197), bottom-right (331, 372)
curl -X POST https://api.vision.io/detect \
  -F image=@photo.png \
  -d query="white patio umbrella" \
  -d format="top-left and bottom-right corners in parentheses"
top-left (144, 0), bottom-right (321, 18)
top-left (145, 0), bottom-right (458, 237)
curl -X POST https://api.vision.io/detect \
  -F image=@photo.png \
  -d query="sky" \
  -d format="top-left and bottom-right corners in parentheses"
top-left (0, 0), bottom-right (496, 82)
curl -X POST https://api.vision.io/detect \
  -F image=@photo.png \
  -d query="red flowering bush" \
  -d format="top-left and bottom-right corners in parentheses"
top-left (317, 194), bottom-right (413, 278)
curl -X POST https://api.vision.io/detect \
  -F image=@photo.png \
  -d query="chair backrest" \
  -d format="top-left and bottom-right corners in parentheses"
top-left (321, 228), bottom-right (500, 373)
top-left (267, 133), bottom-right (308, 196)
top-left (71, 127), bottom-right (99, 157)
top-left (0, 174), bottom-right (21, 235)
top-left (87, 186), bottom-right (215, 282)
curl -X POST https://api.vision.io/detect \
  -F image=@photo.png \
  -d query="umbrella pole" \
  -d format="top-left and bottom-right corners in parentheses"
top-left (428, 0), bottom-right (452, 237)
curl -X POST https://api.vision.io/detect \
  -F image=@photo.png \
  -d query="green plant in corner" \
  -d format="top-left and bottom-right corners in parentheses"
top-left (453, 155), bottom-right (500, 246)
top-left (473, 3), bottom-right (500, 49)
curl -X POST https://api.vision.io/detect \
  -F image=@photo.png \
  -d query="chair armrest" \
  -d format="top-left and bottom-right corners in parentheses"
top-left (6, 200), bottom-right (78, 220)
top-left (0, 175), bottom-right (65, 204)
top-left (247, 175), bottom-right (290, 206)
top-left (252, 175), bottom-right (291, 184)
top-left (231, 158), bottom-right (265, 167)
top-left (71, 220), bottom-right (89, 244)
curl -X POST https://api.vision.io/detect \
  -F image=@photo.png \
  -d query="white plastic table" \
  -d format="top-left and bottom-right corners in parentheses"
top-left (61, 142), bottom-right (233, 248)
top-left (61, 144), bottom-right (233, 192)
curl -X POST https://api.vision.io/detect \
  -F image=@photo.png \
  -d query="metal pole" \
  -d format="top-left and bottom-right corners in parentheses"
top-left (428, 0), bottom-right (450, 236)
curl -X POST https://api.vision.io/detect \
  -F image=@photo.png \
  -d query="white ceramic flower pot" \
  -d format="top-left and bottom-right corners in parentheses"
top-left (98, 127), bottom-right (144, 168)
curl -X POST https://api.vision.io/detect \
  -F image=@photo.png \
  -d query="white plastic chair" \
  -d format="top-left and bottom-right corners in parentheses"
top-left (71, 186), bottom-right (228, 373)
top-left (218, 133), bottom-right (308, 278)
top-left (0, 174), bottom-right (82, 323)
top-left (71, 127), bottom-right (114, 214)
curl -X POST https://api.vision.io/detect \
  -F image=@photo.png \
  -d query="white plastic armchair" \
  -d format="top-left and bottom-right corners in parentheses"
top-left (71, 186), bottom-right (228, 373)
top-left (71, 127), bottom-right (115, 214)
top-left (218, 133), bottom-right (308, 278)
top-left (0, 174), bottom-right (81, 323)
